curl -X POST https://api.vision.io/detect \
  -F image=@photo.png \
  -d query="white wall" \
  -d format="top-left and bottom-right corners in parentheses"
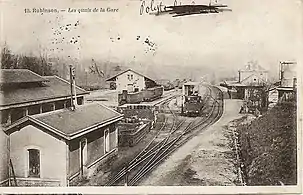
top-left (116, 70), bottom-right (145, 93)
top-left (10, 125), bottom-right (67, 186)
top-left (240, 71), bottom-right (268, 84)
top-left (281, 69), bottom-right (296, 87)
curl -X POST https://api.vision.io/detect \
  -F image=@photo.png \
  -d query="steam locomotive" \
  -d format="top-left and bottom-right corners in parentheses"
top-left (181, 82), bottom-right (205, 116)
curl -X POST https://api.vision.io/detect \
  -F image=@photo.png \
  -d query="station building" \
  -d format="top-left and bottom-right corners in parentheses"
top-left (220, 63), bottom-right (269, 113)
top-left (0, 69), bottom-right (123, 186)
top-left (106, 68), bottom-right (157, 93)
top-left (222, 63), bottom-right (268, 99)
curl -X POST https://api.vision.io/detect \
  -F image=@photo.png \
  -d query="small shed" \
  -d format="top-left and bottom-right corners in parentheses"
top-left (4, 103), bottom-right (123, 186)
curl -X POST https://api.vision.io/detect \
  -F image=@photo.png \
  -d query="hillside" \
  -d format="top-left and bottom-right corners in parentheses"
top-left (237, 102), bottom-right (297, 185)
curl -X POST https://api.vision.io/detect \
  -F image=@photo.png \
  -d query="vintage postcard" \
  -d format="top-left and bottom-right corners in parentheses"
top-left (0, 0), bottom-right (302, 194)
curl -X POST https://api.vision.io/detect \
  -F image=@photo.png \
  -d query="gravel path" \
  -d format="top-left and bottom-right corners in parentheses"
top-left (139, 99), bottom-right (244, 186)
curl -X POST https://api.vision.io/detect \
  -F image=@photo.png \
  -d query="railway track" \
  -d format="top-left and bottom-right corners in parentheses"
top-left (104, 85), bottom-right (223, 186)
top-left (104, 95), bottom-right (181, 186)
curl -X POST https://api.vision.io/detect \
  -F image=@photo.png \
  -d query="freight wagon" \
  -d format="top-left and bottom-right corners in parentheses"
top-left (143, 86), bottom-right (164, 101)
top-left (118, 86), bottom-right (164, 105)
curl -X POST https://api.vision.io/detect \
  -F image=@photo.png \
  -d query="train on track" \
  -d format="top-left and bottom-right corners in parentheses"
top-left (181, 82), bottom-right (206, 116)
top-left (118, 86), bottom-right (164, 105)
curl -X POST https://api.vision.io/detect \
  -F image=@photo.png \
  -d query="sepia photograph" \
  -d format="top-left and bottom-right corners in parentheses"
top-left (0, 0), bottom-right (301, 194)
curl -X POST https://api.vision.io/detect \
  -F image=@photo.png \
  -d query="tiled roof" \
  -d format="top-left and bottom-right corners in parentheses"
top-left (0, 69), bottom-right (47, 84)
top-left (0, 75), bottom-right (89, 107)
top-left (5, 103), bottom-right (123, 140)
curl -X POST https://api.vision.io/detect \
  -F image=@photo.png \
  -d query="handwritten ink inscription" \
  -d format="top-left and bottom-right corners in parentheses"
top-left (139, 0), bottom-right (231, 17)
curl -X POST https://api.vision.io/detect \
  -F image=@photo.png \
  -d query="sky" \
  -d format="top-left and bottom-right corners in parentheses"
top-left (1, 0), bottom-right (302, 81)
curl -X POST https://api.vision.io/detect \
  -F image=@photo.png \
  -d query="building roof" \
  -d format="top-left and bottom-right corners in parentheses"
top-left (221, 80), bottom-right (244, 87)
top-left (183, 81), bottom-right (200, 86)
top-left (106, 68), bottom-right (155, 82)
top-left (4, 103), bottom-right (123, 140)
top-left (239, 63), bottom-right (267, 72)
top-left (240, 73), bottom-right (267, 85)
top-left (0, 75), bottom-right (89, 108)
top-left (276, 87), bottom-right (295, 91)
top-left (0, 69), bottom-right (48, 84)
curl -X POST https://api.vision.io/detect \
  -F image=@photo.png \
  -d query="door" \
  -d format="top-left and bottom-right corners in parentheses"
top-left (127, 84), bottom-right (134, 92)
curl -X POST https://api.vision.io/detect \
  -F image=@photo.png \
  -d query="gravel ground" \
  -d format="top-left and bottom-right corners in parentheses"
top-left (81, 114), bottom-right (167, 186)
top-left (85, 89), bottom-right (118, 107)
top-left (139, 99), bottom-right (244, 186)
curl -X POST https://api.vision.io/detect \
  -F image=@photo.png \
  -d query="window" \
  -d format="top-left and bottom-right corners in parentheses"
top-left (77, 97), bottom-right (84, 105)
top-left (104, 129), bottom-right (110, 153)
top-left (28, 149), bottom-right (40, 178)
top-left (0, 110), bottom-right (9, 124)
top-left (80, 138), bottom-right (88, 170)
top-left (11, 108), bottom-right (25, 123)
top-left (130, 75), bottom-right (133, 80)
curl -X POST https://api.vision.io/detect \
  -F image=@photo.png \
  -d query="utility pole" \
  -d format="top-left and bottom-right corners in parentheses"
top-left (70, 65), bottom-right (77, 110)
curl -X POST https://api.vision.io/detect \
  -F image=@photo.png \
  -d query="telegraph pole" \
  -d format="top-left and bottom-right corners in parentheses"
top-left (69, 65), bottom-right (77, 110)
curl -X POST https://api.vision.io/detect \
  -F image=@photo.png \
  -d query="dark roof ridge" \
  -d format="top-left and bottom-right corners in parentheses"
top-left (106, 68), bottom-right (155, 82)
top-left (42, 75), bottom-right (88, 94)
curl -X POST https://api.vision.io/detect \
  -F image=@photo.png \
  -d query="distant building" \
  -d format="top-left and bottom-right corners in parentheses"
top-left (221, 62), bottom-right (268, 100)
top-left (220, 62), bottom-right (269, 114)
top-left (238, 63), bottom-right (268, 84)
top-left (106, 69), bottom-right (157, 93)
top-left (4, 103), bottom-right (123, 186)
top-left (277, 61), bottom-right (297, 102)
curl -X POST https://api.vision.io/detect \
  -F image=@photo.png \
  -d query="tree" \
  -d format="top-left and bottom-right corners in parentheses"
top-left (89, 59), bottom-right (104, 77)
top-left (1, 45), bottom-right (56, 76)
